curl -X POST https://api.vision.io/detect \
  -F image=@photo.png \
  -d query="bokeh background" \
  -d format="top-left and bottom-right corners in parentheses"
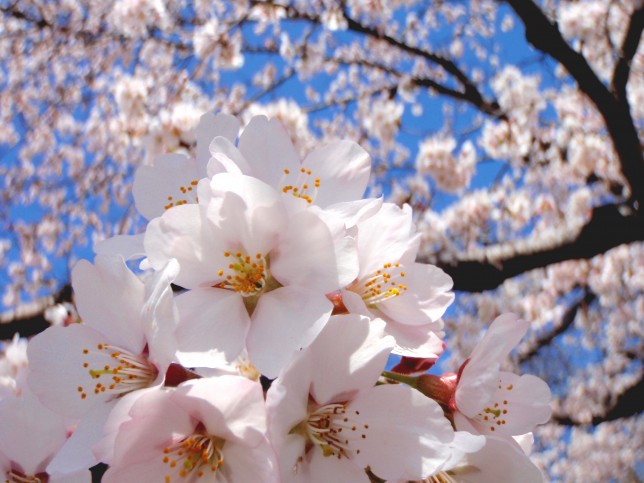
top-left (0, 1), bottom-right (642, 480)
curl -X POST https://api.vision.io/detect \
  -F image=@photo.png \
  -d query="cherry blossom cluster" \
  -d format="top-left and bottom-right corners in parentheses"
top-left (0, 114), bottom-right (552, 482)
top-left (1, 1), bottom-right (641, 480)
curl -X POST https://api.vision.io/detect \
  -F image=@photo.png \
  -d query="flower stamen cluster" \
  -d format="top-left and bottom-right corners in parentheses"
top-left (303, 401), bottom-right (369, 460)
top-left (163, 179), bottom-right (200, 210)
top-left (216, 251), bottom-right (268, 297)
top-left (6, 469), bottom-right (43, 483)
top-left (279, 168), bottom-right (321, 204)
top-left (350, 262), bottom-right (408, 305)
top-left (162, 433), bottom-right (224, 481)
top-left (78, 343), bottom-right (158, 400)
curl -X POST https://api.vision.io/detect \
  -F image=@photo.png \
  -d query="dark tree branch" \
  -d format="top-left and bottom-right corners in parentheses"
top-left (501, 0), bottom-right (644, 211)
top-left (0, 284), bottom-right (71, 340)
top-left (436, 204), bottom-right (644, 292)
top-left (612, 5), bottom-right (644, 102)
top-left (248, 1), bottom-right (504, 118)
top-left (519, 289), bottom-right (596, 363)
top-left (553, 376), bottom-right (644, 426)
top-left (341, 11), bottom-right (504, 118)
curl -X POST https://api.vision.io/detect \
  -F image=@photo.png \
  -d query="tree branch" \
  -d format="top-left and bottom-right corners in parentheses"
top-left (248, 1), bottom-right (503, 118)
top-left (501, 0), bottom-right (644, 211)
top-left (0, 284), bottom-right (71, 340)
top-left (518, 288), bottom-right (596, 363)
top-left (553, 376), bottom-right (644, 426)
top-left (436, 204), bottom-right (644, 292)
top-left (341, 11), bottom-right (503, 118)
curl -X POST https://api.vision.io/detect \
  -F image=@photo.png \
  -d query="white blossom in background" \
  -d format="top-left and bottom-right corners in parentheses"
top-left (109, 0), bottom-right (170, 38)
top-left (0, 334), bottom-right (29, 397)
top-left (416, 136), bottom-right (476, 193)
top-left (361, 98), bottom-right (404, 149)
top-left (193, 18), bottom-right (221, 59)
top-left (1, 1), bottom-right (642, 480)
top-left (114, 75), bottom-right (150, 136)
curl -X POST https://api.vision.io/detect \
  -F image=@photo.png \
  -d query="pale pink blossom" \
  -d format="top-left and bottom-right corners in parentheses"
top-left (454, 314), bottom-right (552, 437)
top-left (267, 314), bottom-right (466, 482)
top-left (144, 173), bottom-right (357, 377)
top-left (102, 376), bottom-right (278, 482)
top-left (133, 112), bottom-right (240, 220)
top-left (208, 115), bottom-right (371, 210)
top-left (342, 202), bottom-right (454, 357)
top-left (27, 256), bottom-right (178, 419)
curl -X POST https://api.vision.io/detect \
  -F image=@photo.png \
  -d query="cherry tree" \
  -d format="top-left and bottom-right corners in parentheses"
top-left (0, 1), bottom-right (642, 481)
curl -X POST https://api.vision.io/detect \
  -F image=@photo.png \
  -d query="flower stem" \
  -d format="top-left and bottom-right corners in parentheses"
top-left (381, 370), bottom-right (419, 389)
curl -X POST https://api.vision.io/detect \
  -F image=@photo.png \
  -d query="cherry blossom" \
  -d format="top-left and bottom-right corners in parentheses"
top-left (267, 314), bottom-right (472, 482)
top-left (27, 255), bottom-right (178, 418)
top-left (0, 387), bottom-right (91, 483)
top-left (2, 1), bottom-right (641, 478)
top-left (453, 314), bottom-right (552, 437)
top-left (342, 202), bottom-right (454, 357)
top-left (102, 376), bottom-right (278, 482)
top-left (133, 113), bottom-right (240, 220)
top-left (208, 115), bottom-right (372, 210)
top-left (143, 172), bottom-right (358, 376)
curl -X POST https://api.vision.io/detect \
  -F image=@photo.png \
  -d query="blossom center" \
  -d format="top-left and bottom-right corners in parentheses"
top-left (76, 343), bottom-right (158, 401)
top-left (215, 251), bottom-right (268, 297)
top-left (349, 262), bottom-right (408, 306)
top-left (234, 356), bottom-right (260, 381)
top-left (164, 179), bottom-right (199, 210)
top-left (279, 167), bottom-right (321, 204)
top-left (162, 433), bottom-right (224, 482)
top-left (5, 470), bottom-right (43, 483)
top-left (305, 402), bottom-right (369, 459)
top-left (424, 471), bottom-right (458, 483)
top-left (475, 382), bottom-right (514, 433)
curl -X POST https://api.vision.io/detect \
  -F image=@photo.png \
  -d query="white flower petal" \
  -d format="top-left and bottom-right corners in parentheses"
top-left (378, 263), bottom-right (454, 326)
top-left (197, 112), bottom-right (240, 164)
top-left (453, 434), bottom-right (544, 483)
top-left (356, 203), bottom-right (419, 276)
top-left (207, 136), bottom-right (251, 176)
top-left (308, 314), bottom-right (393, 404)
top-left (468, 372), bottom-right (552, 436)
top-left (46, 402), bottom-right (113, 476)
top-left (144, 204), bottom-right (225, 289)
top-left (94, 234), bottom-right (146, 261)
top-left (209, 173), bottom-right (288, 256)
top-left (222, 439), bottom-right (279, 483)
top-left (133, 153), bottom-right (201, 220)
top-left (72, 255), bottom-right (146, 353)
top-left (174, 287), bottom-right (249, 366)
top-left (246, 287), bottom-right (332, 378)
top-left (455, 359), bottom-right (501, 418)
top-left (301, 140), bottom-right (371, 207)
top-left (384, 319), bottom-right (445, 358)
top-left (141, 259), bottom-right (180, 369)
top-left (174, 376), bottom-right (267, 446)
top-left (469, 313), bottom-right (529, 367)
top-left (271, 210), bottom-right (357, 293)
top-left (323, 197), bottom-right (383, 228)
top-left (238, 115), bottom-right (300, 188)
top-left (309, 450), bottom-right (370, 483)
top-left (350, 383), bottom-right (454, 480)
top-left (0, 389), bottom-right (67, 475)
top-left (28, 325), bottom-right (157, 418)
